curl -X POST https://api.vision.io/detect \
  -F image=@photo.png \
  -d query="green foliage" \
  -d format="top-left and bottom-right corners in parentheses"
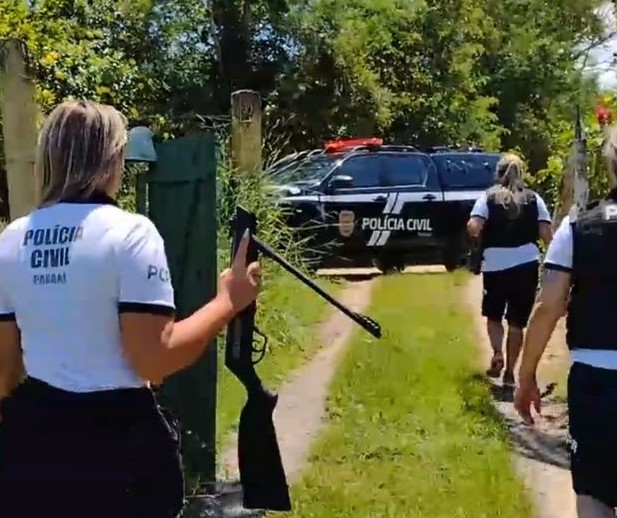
top-left (0, 0), bottom-right (148, 113)
top-left (0, 0), bottom-right (614, 215)
top-left (0, 0), bottom-right (610, 142)
top-left (276, 0), bottom-right (504, 149)
top-left (215, 141), bottom-right (310, 271)
top-left (274, 0), bottom-right (609, 154)
top-left (479, 0), bottom-right (607, 170)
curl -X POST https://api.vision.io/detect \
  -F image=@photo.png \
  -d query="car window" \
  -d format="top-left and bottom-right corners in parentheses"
top-left (270, 155), bottom-right (337, 184)
top-left (432, 153), bottom-right (500, 189)
top-left (381, 154), bottom-right (431, 186)
top-left (338, 156), bottom-right (382, 188)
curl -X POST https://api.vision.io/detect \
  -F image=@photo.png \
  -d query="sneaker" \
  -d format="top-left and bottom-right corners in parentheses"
top-left (485, 354), bottom-right (504, 378)
top-left (502, 371), bottom-right (515, 388)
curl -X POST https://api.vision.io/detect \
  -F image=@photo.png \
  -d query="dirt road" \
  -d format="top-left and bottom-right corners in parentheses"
top-left (466, 275), bottom-right (575, 518)
top-left (317, 265), bottom-right (446, 277)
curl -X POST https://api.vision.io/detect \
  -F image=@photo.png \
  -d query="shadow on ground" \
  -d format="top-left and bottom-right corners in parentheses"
top-left (317, 265), bottom-right (447, 281)
top-left (468, 373), bottom-right (570, 471)
top-left (183, 482), bottom-right (265, 517)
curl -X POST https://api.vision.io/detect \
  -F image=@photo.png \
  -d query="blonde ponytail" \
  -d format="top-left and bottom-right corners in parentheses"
top-left (488, 153), bottom-right (525, 217)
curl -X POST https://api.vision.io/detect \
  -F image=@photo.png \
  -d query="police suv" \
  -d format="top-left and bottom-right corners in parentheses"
top-left (269, 138), bottom-right (500, 272)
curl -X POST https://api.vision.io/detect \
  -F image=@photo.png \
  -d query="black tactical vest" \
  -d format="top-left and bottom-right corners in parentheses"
top-left (482, 189), bottom-right (539, 248)
top-left (567, 193), bottom-right (617, 351)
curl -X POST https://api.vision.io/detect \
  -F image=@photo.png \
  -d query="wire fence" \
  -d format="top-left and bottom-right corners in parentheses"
top-left (118, 161), bottom-right (149, 213)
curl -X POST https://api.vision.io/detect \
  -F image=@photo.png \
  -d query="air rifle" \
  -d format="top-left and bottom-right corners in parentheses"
top-left (225, 206), bottom-right (382, 512)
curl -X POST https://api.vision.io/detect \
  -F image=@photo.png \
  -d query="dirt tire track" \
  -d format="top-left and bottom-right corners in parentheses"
top-left (465, 275), bottom-right (576, 518)
top-left (221, 279), bottom-right (375, 482)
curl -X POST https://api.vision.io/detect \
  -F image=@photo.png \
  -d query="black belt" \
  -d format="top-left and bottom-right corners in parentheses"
top-left (7, 376), bottom-right (160, 423)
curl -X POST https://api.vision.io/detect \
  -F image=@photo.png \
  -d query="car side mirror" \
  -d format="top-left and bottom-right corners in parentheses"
top-left (328, 174), bottom-right (354, 191)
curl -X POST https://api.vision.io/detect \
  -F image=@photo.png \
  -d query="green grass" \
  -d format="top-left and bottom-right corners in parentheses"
top-left (216, 273), bottom-right (340, 449)
top-left (287, 272), bottom-right (532, 518)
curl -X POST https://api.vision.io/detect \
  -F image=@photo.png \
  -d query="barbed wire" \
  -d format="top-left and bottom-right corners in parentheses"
top-left (130, 111), bottom-right (232, 136)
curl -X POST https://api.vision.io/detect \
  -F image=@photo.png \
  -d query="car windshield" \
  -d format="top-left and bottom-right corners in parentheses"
top-left (432, 153), bottom-right (500, 189)
top-left (269, 154), bottom-right (338, 184)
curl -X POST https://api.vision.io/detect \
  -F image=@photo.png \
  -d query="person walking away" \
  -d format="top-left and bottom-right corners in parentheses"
top-left (515, 125), bottom-right (617, 518)
top-left (467, 153), bottom-right (553, 387)
top-left (0, 100), bottom-right (262, 518)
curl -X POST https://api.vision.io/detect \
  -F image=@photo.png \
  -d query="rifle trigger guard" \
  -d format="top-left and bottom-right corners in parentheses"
top-left (252, 326), bottom-right (268, 365)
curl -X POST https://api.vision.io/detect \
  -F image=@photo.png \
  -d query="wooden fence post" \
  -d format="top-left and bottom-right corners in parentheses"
top-left (552, 163), bottom-right (573, 230)
top-left (230, 89), bottom-right (262, 176)
top-left (0, 39), bottom-right (39, 220)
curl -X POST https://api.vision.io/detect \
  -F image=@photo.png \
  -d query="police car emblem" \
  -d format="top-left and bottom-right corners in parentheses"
top-left (338, 211), bottom-right (355, 237)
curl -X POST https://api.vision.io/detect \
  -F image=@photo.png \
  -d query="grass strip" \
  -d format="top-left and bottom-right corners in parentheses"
top-left (287, 272), bottom-right (532, 518)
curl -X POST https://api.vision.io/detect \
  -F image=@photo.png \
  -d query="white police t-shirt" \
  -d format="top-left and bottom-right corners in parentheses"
top-left (0, 195), bottom-right (175, 392)
top-left (470, 191), bottom-right (551, 272)
top-left (544, 214), bottom-right (617, 370)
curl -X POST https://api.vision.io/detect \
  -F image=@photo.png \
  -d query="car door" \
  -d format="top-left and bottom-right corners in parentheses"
top-left (431, 152), bottom-right (500, 236)
top-left (375, 153), bottom-right (445, 250)
top-left (320, 154), bottom-right (387, 258)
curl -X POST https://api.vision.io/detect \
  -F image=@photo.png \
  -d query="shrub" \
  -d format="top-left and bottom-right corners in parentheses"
top-left (215, 141), bottom-right (310, 272)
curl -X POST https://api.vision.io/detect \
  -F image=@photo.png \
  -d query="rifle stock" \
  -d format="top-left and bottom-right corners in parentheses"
top-left (225, 206), bottom-right (382, 512)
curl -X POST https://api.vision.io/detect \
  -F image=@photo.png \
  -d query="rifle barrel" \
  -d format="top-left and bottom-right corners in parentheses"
top-left (254, 237), bottom-right (382, 338)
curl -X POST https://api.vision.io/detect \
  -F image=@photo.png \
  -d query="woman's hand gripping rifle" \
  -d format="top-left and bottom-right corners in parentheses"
top-left (225, 206), bottom-right (382, 512)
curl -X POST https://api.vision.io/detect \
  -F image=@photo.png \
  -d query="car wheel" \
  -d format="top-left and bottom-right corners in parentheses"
top-left (443, 248), bottom-right (462, 272)
top-left (443, 232), bottom-right (469, 272)
top-left (443, 259), bottom-right (459, 272)
top-left (374, 257), bottom-right (405, 275)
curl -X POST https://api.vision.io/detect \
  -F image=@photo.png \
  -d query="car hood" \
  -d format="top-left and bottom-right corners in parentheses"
top-left (267, 180), bottom-right (321, 197)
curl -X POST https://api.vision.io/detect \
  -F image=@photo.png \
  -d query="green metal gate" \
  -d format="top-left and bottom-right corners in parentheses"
top-left (135, 133), bottom-right (219, 483)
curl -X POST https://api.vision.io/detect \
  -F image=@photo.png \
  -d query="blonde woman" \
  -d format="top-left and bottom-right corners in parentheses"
top-left (0, 100), bottom-right (261, 517)
top-left (467, 153), bottom-right (553, 387)
top-left (516, 125), bottom-right (617, 518)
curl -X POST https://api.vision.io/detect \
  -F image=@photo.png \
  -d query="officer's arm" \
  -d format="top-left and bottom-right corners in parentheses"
top-left (0, 237), bottom-right (24, 403)
top-left (519, 269), bottom-right (570, 382)
top-left (118, 218), bottom-right (236, 383)
top-left (467, 217), bottom-right (484, 238)
top-left (467, 194), bottom-right (488, 237)
top-left (538, 222), bottom-right (553, 246)
top-left (0, 322), bottom-right (24, 403)
top-left (519, 216), bottom-right (572, 382)
top-left (536, 194), bottom-right (553, 246)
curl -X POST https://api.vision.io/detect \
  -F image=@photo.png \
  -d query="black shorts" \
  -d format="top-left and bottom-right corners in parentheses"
top-left (0, 377), bottom-right (184, 518)
top-left (568, 362), bottom-right (617, 507)
top-left (482, 261), bottom-right (538, 328)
